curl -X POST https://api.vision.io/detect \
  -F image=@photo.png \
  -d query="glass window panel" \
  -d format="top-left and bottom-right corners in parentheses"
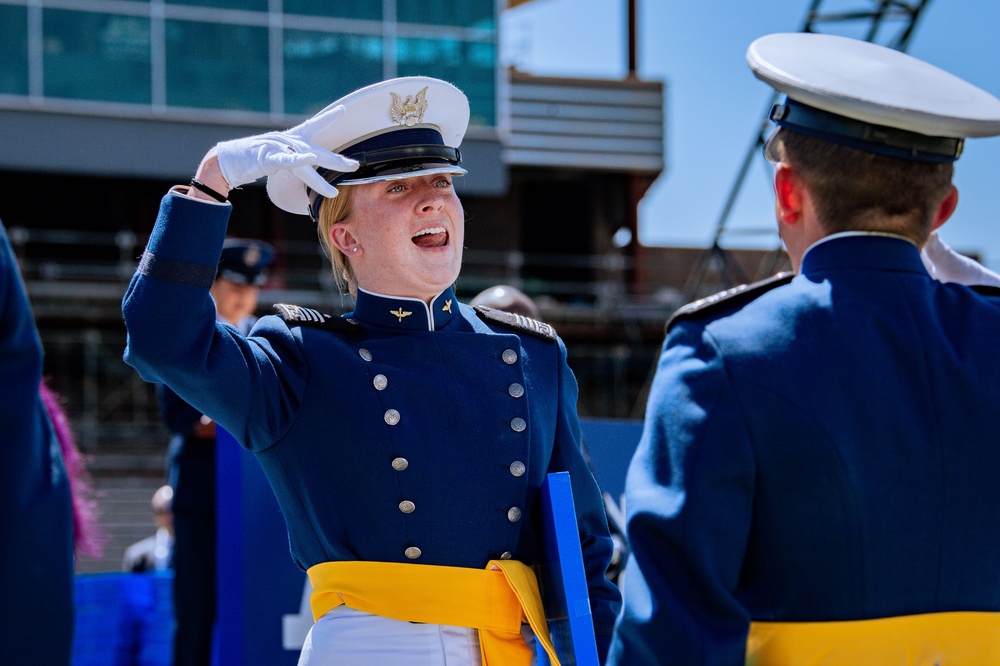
top-left (43, 10), bottom-right (151, 104)
top-left (397, 0), bottom-right (494, 30)
top-left (284, 0), bottom-right (381, 21)
top-left (0, 5), bottom-right (29, 96)
top-left (397, 37), bottom-right (495, 127)
top-left (168, 0), bottom-right (267, 10)
top-left (165, 20), bottom-right (268, 112)
top-left (284, 30), bottom-right (383, 116)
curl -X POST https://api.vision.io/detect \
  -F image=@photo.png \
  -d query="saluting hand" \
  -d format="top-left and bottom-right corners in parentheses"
top-left (215, 104), bottom-right (359, 199)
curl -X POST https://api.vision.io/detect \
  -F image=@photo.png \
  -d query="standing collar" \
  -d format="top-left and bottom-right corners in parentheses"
top-left (351, 286), bottom-right (459, 331)
top-left (800, 232), bottom-right (926, 276)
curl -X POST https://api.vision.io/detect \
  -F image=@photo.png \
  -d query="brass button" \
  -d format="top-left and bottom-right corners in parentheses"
top-left (500, 551), bottom-right (512, 560)
top-left (507, 507), bottom-right (522, 523)
top-left (391, 457), bottom-right (409, 471)
top-left (384, 409), bottom-right (400, 425)
top-left (508, 383), bottom-right (524, 398)
top-left (510, 417), bottom-right (526, 432)
top-left (373, 374), bottom-right (388, 390)
top-left (359, 348), bottom-right (372, 362)
top-left (404, 547), bottom-right (422, 560)
top-left (399, 500), bottom-right (415, 514)
top-left (509, 461), bottom-right (526, 477)
top-left (502, 349), bottom-right (518, 365)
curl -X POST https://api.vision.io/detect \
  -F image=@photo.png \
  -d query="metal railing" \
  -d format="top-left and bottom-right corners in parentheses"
top-left (10, 225), bottom-right (684, 317)
top-left (14, 226), bottom-right (676, 448)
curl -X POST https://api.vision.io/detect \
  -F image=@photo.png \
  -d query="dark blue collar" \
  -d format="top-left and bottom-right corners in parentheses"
top-left (350, 287), bottom-right (459, 331)
top-left (800, 233), bottom-right (926, 278)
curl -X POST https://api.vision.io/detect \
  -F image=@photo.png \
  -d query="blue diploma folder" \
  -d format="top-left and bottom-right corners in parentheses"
top-left (537, 472), bottom-right (599, 666)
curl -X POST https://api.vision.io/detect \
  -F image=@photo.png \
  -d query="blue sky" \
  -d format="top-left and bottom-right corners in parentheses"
top-left (501, 0), bottom-right (1000, 270)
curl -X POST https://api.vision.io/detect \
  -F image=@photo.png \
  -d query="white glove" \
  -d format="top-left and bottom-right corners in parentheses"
top-left (215, 105), bottom-right (358, 198)
top-left (921, 230), bottom-right (1000, 287)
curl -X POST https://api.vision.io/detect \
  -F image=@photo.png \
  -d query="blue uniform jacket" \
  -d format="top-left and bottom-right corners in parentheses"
top-left (0, 221), bottom-right (74, 663)
top-left (608, 233), bottom-right (1000, 665)
top-left (122, 192), bottom-right (621, 642)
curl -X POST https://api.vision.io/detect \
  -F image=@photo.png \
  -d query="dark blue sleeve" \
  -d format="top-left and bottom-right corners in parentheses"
top-left (0, 220), bottom-right (74, 663)
top-left (607, 323), bottom-right (754, 665)
top-left (122, 192), bottom-right (308, 451)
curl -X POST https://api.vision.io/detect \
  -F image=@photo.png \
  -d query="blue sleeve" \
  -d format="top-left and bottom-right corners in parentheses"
top-left (0, 221), bottom-right (44, 433)
top-left (608, 322), bottom-right (754, 665)
top-left (122, 192), bottom-right (308, 451)
top-left (548, 337), bottom-right (622, 656)
top-left (0, 220), bottom-right (74, 663)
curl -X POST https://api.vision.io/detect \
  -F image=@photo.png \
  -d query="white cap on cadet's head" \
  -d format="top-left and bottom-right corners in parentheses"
top-left (747, 32), bottom-right (1000, 163)
top-left (267, 76), bottom-right (470, 220)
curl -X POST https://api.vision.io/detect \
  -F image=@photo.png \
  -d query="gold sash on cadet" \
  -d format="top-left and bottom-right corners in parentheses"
top-left (307, 559), bottom-right (561, 666)
top-left (747, 612), bottom-right (1000, 665)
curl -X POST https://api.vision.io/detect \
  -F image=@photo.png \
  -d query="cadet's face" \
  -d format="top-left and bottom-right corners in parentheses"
top-left (338, 174), bottom-right (464, 302)
top-left (210, 278), bottom-right (260, 326)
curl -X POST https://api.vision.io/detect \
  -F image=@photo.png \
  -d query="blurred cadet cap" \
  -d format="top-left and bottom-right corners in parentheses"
top-left (267, 76), bottom-right (470, 220)
top-left (469, 285), bottom-right (540, 319)
top-left (217, 238), bottom-right (275, 287)
top-left (747, 33), bottom-right (1000, 163)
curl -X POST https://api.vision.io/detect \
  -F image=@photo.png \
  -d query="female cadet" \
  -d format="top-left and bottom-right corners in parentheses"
top-left (121, 77), bottom-right (620, 665)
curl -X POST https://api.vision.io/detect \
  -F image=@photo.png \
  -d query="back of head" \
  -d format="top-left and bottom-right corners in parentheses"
top-left (748, 32), bottom-right (1000, 242)
top-left (767, 130), bottom-right (953, 240)
top-left (469, 285), bottom-right (540, 319)
top-left (151, 485), bottom-right (173, 515)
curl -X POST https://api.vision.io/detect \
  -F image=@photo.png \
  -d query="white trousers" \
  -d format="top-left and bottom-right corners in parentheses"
top-left (297, 606), bottom-right (538, 665)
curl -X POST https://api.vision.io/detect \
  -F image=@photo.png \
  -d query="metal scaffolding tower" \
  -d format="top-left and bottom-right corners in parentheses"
top-left (681, 0), bottom-right (933, 302)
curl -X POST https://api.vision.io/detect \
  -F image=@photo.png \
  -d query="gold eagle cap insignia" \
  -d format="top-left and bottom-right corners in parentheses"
top-left (389, 86), bottom-right (429, 127)
top-left (243, 245), bottom-right (261, 267)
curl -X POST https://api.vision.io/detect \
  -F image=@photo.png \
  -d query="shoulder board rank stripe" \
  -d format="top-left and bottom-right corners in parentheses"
top-left (274, 303), bottom-right (362, 334)
top-left (474, 305), bottom-right (557, 342)
top-left (666, 272), bottom-right (795, 334)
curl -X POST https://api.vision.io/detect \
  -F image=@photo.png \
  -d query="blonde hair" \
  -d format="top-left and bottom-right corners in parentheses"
top-left (316, 185), bottom-right (359, 297)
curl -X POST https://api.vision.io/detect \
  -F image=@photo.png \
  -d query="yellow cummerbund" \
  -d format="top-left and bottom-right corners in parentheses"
top-left (306, 559), bottom-right (561, 666)
top-left (747, 611), bottom-right (1000, 665)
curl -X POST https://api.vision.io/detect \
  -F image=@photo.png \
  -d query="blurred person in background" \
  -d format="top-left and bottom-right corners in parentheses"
top-left (469, 284), bottom-right (541, 319)
top-left (158, 238), bottom-right (273, 666)
top-left (122, 484), bottom-right (175, 573)
top-left (0, 218), bottom-right (75, 664)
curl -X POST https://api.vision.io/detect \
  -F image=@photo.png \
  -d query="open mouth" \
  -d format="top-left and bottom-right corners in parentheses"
top-left (412, 227), bottom-right (449, 248)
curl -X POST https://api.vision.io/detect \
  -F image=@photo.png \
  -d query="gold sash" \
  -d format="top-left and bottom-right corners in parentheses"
top-left (307, 559), bottom-right (560, 666)
top-left (747, 612), bottom-right (1000, 665)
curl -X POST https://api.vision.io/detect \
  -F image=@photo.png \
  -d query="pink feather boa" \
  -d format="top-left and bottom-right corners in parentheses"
top-left (40, 379), bottom-right (104, 559)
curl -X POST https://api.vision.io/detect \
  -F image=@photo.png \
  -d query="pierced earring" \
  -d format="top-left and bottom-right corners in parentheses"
top-left (351, 247), bottom-right (358, 253)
